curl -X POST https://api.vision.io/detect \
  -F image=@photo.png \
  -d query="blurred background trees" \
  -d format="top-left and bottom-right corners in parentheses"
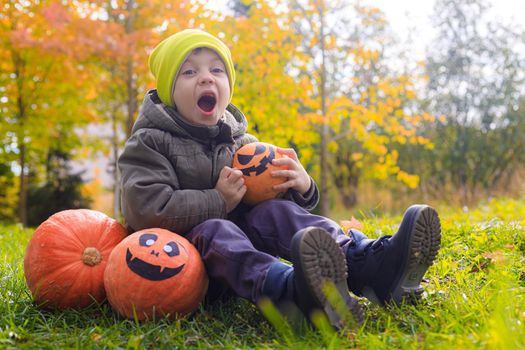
top-left (26, 149), bottom-right (91, 227)
top-left (1, 0), bottom-right (524, 225)
top-left (425, 0), bottom-right (525, 204)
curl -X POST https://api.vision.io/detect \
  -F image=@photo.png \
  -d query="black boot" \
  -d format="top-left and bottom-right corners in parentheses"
top-left (262, 227), bottom-right (363, 329)
top-left (346, 205), bottom-right (441, 305)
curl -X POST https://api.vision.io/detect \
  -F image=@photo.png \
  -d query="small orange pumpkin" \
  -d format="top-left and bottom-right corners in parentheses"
top-left (23, 209), bottom-right (127, 309)
top-left (103, 228), bottom-right (208, 320)
top-left (232, 142), bottom-right (288, 205)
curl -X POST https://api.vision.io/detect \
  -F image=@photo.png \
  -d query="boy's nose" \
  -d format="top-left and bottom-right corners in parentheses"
top-left (198, 73), bottom-right (214, 85)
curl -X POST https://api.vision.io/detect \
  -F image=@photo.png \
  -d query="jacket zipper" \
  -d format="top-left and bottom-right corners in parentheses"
top-left (210, 139), bottom-right (217, 186)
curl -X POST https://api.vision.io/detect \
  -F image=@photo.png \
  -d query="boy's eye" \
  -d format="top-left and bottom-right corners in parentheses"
top-left (182, 69), bottom-right (196, 75)
top-left (211, 67), bottom-right (224, 73)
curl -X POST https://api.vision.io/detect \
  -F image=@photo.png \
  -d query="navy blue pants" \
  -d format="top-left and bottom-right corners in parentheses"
top-left (186, 199), bottom-right (352, 304)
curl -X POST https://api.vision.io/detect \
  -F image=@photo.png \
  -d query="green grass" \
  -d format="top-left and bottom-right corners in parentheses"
top-left (1, 198), bottom-right (525, 349)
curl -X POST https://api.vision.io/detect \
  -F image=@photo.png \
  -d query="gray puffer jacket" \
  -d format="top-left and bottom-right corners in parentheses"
top-left (118, 90), bottom-right (319, 234)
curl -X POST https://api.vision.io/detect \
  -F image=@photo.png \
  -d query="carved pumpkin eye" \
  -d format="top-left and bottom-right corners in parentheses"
top-left (139, 233), bottom-right (157, 247)
top-left (163, 241), bottom-right (180, 257)
top-left (237, 144), bottom-right (267, 165)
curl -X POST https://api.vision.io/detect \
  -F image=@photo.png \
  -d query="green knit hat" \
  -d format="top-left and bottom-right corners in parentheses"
top-left (148, 29), bottom-right (236, 107)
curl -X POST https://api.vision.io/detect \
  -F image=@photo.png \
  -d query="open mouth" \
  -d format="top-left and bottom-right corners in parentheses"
top-left (197, 94), bottom-right (217, 113)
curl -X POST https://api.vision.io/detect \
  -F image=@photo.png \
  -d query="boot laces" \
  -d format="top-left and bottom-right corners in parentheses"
top-left (369, 235), bottom-right (391, 253)
top-left (349, 235), bottom-right (390, 262)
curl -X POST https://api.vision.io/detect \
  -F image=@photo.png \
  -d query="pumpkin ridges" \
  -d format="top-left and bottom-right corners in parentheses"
top-left (97, 221), bottom-right (129, 254)
top-left (29, 260), bottom-right (85, 307)
top-left (36, 219), bottom-right (85, 252)
top-left (55, 210), bottom-right (104, 249)
top-left (37, 211), bottom-right (123, 271)
top-left (55, 260), bottom-right (103, 308)
top-left (24, 209), bottom-right (127, 309)
top-left (50, 210), bottom-right (109, 249)
top-left (50, 262), bottom-right (85, 308)
top-left (90, 215), bottom-right (113, 248)
top-left (42, 255), bottom-right (107, 308)
top-left (25, 241), bottom-right (90, 279)
top-left (46, 211), bottom-right (86, 246)
top-left (24, 243), bottom-right (81, 290)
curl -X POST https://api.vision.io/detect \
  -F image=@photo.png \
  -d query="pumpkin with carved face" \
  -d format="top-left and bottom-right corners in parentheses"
top-left (104, 228), bottom-right (208, 320)
top-left (232, 142), bottom-right (288, 205)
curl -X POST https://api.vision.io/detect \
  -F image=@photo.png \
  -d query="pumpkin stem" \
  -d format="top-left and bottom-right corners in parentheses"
top-left (82, 247), bottom-right (102, 266)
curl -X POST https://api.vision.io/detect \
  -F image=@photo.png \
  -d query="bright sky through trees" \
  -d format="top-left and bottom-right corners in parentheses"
top-left (373, 0), bottom-right (525, 58)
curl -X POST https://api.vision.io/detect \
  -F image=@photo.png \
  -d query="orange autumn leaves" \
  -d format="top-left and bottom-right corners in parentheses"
top-left (340, 217), bottom-right (364, 232)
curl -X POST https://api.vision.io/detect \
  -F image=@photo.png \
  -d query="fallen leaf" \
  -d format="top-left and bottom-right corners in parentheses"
top-left (340, 217), bottom-right (364, 232)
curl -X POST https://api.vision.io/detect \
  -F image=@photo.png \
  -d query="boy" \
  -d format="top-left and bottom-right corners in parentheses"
top-left (118, 29), bottom-right (441, 329)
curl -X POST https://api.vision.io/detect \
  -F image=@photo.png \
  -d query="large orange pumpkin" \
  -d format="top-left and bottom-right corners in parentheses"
top-left (104, 228), bottom-right (208, 320)
top-left (23, 209), bottom-right (127, 309)
top-left (232, 142), bottom-right (288, 205)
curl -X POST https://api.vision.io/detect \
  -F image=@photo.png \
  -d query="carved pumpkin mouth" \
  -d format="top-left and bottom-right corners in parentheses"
top-left (237, 144), bottom-right (275, 176)
top-left (126, 248), bottom-right (185, 281)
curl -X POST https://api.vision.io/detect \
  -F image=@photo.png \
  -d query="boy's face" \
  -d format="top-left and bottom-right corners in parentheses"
top-left (172, 48), bottom-right (231, 126)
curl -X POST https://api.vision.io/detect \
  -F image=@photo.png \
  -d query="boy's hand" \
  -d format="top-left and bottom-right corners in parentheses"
top-left (215, 166), bottom-right (246, 213)
top-left (271, 148), bottom-right (311, 195)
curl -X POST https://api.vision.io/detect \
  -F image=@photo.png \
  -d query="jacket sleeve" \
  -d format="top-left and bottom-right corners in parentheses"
top-left (283, 176), bottom-right (319, 211)
top-left (118, 130), bottom-right (227, 235)
top-left (238, 132), bottom-right (258, 147)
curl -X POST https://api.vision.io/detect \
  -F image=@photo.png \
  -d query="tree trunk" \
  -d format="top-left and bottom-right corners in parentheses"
top-left (341, 175), bottom-right (358, 208)
top-left (111, 107), bottom-right (121, 220)
top-left (125, 0), bottom-right (137, 139)
top-left (126, 59), bottom-right (136, 139)
top-left (18, 143), bottom-right (27, 226)
top-left (318, 0), bottom-right (330, 216)
top-left (14, 49), bottom-right (28, 226)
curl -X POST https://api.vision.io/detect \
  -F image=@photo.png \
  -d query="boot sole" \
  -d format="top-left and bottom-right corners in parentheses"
top-left (389, 205), bottom-right (441, 304)
top-left (291, 227), bottom-right (364, 328)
